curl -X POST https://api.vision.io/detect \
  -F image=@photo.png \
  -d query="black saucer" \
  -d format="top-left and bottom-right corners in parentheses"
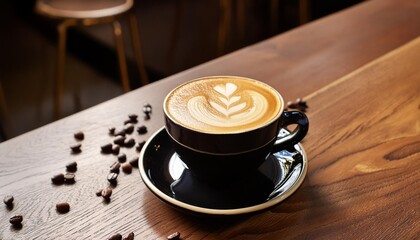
top-left (139, 127), bottom-right (307, 216)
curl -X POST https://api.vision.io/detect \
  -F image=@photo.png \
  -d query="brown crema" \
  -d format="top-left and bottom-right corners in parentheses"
top-left (164, 76), bottom-right (283, 133)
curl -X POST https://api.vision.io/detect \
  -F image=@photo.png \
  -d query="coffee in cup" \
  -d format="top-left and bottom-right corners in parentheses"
top-left (164, 76), bottom-right (308, 180)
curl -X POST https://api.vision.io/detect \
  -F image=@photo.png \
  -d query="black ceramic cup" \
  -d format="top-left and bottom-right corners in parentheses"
top-left (163, 76), bottom-right (309, 181)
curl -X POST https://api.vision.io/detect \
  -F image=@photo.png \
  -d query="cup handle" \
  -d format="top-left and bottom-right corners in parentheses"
top-left (272, 111), bottom-right (309, 152)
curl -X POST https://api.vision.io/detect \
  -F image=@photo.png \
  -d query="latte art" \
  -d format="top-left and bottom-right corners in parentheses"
top-left (164, 76), bottom-right (283, 133)
top-left (187, 83), bottom-right (268, 127)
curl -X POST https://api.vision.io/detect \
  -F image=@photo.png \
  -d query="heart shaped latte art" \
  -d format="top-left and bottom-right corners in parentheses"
top-left (187, 83), bottom-right (269, 127)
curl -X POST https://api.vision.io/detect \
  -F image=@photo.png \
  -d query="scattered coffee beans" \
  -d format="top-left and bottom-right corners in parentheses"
top-left (56, 202), bottom-right (70, 213)
top-left (108, 233), bottom-right (122, 240)
top-left (128, 114), bottom-right (138, 121)
top-left (129, 157), bottom-right (139, 168)
top-left (114, 136), bottom-right (126, 146)
top-left (74, 131), bottom-right (84, 140)
top-left (66, 161), bottom-right (77, 172)
top-left (124, 138), bottom-right (135, 148)
top-left (3, 195), bottom-right (14, 207)
top-left (124, 124), bottom-right (135, 134)
top-left (110, 162), bottom-right (121, 174)
top-left (136, 141), bottom-right (146, 152)
top-left (70, 143), bottom-right (82, 154)
top-left (121, 162), bottom-right (132, 174)
top-left (137, 126), bottom-right (147, 135)
top-left (64, 173), bottom-right (75, 184)
top-left (109, 127), bottom-right (116, 136)
top-left (117, 153), bottom-right (127, 163)
top-left (101, 143), bottom-right (113, 154)
top-left (286, 98), bottom-right (308, 112)
top-left (112, 145), bottom-right (120, 155)
top-left (96, 189), bottom-right (103, 197)
top-left (107, 172), bottom-right (119, 184)
top-left (123, 232), bottom-right (135, 240)
top-left (9, 215), bottom-right (23, 226)
top-left (114, 129), bottom-right (126, 137)
top-left (167, 231), bottom-right (180, 240)
top-left (143, 103), bottom-right (152, 115)
top-left (51, 173), bottom-right (65, 184)
top-left (101, 187), bottom-right (113, 199)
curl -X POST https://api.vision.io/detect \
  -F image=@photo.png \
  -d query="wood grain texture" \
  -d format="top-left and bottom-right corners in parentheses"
top-left (1, 0), bottom-right (420, 239)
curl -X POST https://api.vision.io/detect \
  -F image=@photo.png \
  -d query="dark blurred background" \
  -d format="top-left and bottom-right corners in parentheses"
top-left (0, 0), bottom-right (363, 140)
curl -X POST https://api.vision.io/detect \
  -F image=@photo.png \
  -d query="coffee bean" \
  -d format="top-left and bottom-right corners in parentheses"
top-left (96, 189), bottom-right (103, 197)
top-left (137, 126), bottom-right (147, 135)
top-left (124, 119), bottom-right (137, 125)
top-left (64, 173), bottom-right (75, 184)
top-left (101, 187), bottom-right (113, 199)
top-left (114, 129), bottom-right (126, 137)
top-left (123, 232), bottom-right (135, 240)
top-left (114, 136), bottom-right (126, 146)
top-left (70, 143), bottom-right (82, 154)
top-left (167, 231), bottom-right (180, 240)
top-left (3, 195), bottom-right (14, 207)
top-left (74, 131), bottom-right (84, 140)
top-left (101, 143), bottom-right (113, 154)
top-left (124, 138), bottom-right (135, 148)
top-left (129, 157), bottom-right (139, 168)
top-left (107, 172), bottom-right (119, 184)
top-left (121, 162), bottom-right (132, 174)
top-left (128, 114), bottom-right (138, 121)
top-left (51, 173), bottom-right (65, 184)
top-left (9, 215), bottom-right (23, 226)
top-left (110, 162), bottom-right (121, 174)
top-left (109, 127), bottom-right (116, 136)
top-left (144, 113), bottom-right (151, 120)
top-left (56, 202), bottom-right (70, 213)
top-left (66, 161), bottom-right (77, 172)
top-left (136, 141), bottom-right (146, 152)
top-left (143, 103), bottom-right (152, 114)
top-left (112, 145), bottom-right (120, 155)
top-left (108, 233), bottom-right (122, 240)
top-left (117, 153), bottom-right (127, 163)
top-left (287, 98), bottom-right (308, 112)
top-left (124, 124), bottom-right (135, 134)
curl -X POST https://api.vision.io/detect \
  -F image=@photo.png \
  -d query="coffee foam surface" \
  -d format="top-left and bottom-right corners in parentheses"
top-left (165, 77), bottom-right (282, 133)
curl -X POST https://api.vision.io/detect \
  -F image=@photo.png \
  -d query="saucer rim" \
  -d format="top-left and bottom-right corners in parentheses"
top-left (139, 126), bottom-right (308, 216)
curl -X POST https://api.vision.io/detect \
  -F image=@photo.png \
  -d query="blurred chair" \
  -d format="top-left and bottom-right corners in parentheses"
top-left (35, 0), bottom-right (148, 118)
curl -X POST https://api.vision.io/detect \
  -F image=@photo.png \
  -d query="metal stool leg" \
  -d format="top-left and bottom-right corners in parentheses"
top-left (54, 22), bottom-right (68, 119)
top-left (113, 20), bottom-right (130, 93)
top-left (129, 12), bottom-right (149, 86)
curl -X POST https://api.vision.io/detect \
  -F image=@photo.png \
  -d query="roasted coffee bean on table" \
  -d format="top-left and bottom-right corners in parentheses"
top-left (117, 153), bottom-right (127, 163)
top-left (121, 162), bottom-right (132, 174)
top-left (112, 145), bottom-right (120, 155)
top-left (129, 157), bottom-right (139, 168)
top-left (109, 127), bottom-right (116, 136)
top-left (73, 131), bottom-right (84, 140)
top-left (167, 231), bottom-right (180, 240)
top-left (107, 172), bottom-right (119, 184)
top-left (56, 202), bottom-right (70, 213)
top-left (137, 126), bottom-right (147, 135)
top-left (136, 141), bottom-right (146, 152)
top-left (96, 189), bottom-right (103, 197)
top-left (110, 162), bottom-right (121, 174)
top-left (66, 161), bottom-right (77, 172)
top-left (114, 129), bottom-right (126, 137)
top-left (124, 124), bottom-right (135, 134)
top-left (9, 215), bottom-right (23, 226)
top-left (101, 143), bottom-right (114, 154)
top-left (64, 173), bottom-right (75, 184)
top-left (51, 173), bottom-right (65, 184)
top-left (70, 143), bottom-right (82, 154)
top-left (108, 233), bottom-right (122, 240)
top-left (123, 232), bottom-right (135, 240)
top-left (124, 138), bottom-right (136, 148)
top-left (143, 103), bottom-right (152, 114)
top-left (3, 195), bottom-right (14, 207)
top-left (101, 187), bottom-right (113, 199)
top-left (128, 114), bottom-right (138, 121)
top-left (114, 136), bottom-right (126, 146)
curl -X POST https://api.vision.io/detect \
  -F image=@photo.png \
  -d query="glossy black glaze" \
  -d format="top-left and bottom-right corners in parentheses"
top-left (139, 128), bottom-right (307, 215)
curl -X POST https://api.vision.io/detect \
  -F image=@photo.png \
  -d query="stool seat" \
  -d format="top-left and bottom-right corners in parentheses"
top-left (36, 0), bottom-right (133, 19)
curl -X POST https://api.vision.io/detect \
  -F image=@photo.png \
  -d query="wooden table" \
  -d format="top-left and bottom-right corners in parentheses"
top-left (1, 0), bottom-right (419, 239)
